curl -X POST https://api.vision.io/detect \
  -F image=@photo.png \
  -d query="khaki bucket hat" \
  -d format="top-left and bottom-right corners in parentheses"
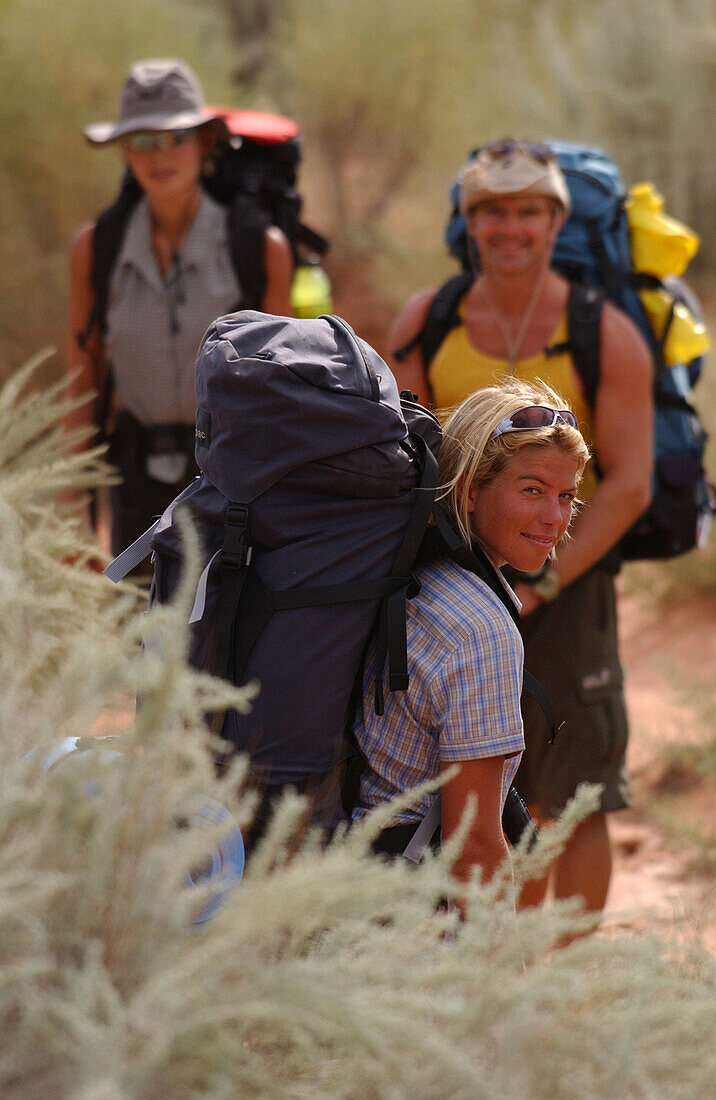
top-left (84, 59), bottom-right (226, 144)
top-left (459, 139), bottom-right (571, 216)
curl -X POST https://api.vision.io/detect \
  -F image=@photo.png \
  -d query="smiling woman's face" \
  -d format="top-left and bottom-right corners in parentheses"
top-left (466, 443), bottom-right (579, 571)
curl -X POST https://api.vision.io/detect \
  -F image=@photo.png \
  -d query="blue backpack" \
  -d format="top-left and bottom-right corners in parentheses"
top-left (405, 141), bottom-right (714, 561)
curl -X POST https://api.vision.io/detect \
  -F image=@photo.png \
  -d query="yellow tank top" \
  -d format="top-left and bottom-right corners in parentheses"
top-left (429, 308), bottom-right (598, 498)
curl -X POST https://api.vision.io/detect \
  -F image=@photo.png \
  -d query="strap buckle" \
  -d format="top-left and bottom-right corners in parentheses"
top-left (221, 504), bottom-right (252, 569)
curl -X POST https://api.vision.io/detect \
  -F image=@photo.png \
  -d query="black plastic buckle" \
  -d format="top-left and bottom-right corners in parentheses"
top-left (406, 571), bottom-right (421, 599)
top-left (221, 504), bottom-right (251, 569)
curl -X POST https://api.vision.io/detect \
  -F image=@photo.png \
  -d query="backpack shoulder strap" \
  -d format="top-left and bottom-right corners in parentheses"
top-left (393, 271), bottom-right (474, 369)
top-left (226, 195), bottom-right (271, 311)
top-left (207, 503), bottom-right (253, 735)
top-left (78, 173), bottom-right (143, 351)
top-left (564, 281), bottom-right (604, 410)
top-left (430, 506), bottom-right (559, 740)
top-left (373, 435), bottom-right (439, 714)
top-left (431, 505), bottom-right (519, 623)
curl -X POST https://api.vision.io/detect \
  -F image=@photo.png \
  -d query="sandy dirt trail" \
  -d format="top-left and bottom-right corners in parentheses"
top-left (600, 584), bottom-right (715, 952)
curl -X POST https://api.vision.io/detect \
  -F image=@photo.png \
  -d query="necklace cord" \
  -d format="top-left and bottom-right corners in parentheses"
top-left (479, 267), bottom-right (549, 368)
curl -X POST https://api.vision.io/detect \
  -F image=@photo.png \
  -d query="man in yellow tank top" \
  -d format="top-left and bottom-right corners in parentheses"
top-left (389, 140), bottom-right (653, 927)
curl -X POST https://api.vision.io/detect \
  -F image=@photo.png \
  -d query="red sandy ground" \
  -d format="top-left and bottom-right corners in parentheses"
top-left (601, 583), bottom-right (716, 952)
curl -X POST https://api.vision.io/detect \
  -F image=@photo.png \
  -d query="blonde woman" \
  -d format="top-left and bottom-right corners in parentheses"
top-left (353, 379), bottom-right (590, 887)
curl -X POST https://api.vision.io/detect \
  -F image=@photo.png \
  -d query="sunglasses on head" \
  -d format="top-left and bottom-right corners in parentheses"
top-left (491, 405), bottom-right (579, 439)
top-left (481, 139), bottom-right (556, 165)
top-left (122, 128), bottom-right (199, 153)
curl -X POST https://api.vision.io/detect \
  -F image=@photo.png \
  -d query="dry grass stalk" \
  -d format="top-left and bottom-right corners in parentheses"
top-left (0, 362), bottom-right (713, 1098)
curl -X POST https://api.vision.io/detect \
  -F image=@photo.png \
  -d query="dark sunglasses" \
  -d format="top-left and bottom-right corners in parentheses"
top-left (481, 139), bottom-right (556, 165)
top-left (491, 405), bottom-right (578, 439)
top-left (122, 128), bottom-right (199, 153)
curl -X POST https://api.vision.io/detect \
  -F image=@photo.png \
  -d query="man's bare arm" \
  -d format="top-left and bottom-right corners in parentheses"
top-left (518, 302), bottom-right (654, 612)
top-left (387, 288), bottom-right (437, 407)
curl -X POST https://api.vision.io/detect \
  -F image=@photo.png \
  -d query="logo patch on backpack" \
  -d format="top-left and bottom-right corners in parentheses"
top-left (195, 408), bottom-right (211, 448)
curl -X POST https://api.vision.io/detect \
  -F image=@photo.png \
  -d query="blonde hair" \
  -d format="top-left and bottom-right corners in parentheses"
top-left (438, 379), bottom-right (591, 546)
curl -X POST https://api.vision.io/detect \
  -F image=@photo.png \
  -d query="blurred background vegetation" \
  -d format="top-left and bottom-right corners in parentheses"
top-left (0, 0), bottom-right (714, 574)
top-left (2, 0), bottom-right (715, 363)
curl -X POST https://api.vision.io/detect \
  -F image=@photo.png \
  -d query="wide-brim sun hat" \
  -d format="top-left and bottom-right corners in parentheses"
top-left (459, 140), bottom-right (571, 217)
top-left (84, 58), bottom-right (228, 144)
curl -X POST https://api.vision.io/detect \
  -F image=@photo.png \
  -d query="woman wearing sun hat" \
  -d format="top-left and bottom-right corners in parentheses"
top-left (66, 59), bottom-right (292, 558)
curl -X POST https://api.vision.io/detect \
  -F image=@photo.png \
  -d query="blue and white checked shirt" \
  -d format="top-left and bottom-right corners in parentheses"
top-left (353, 557), bottom-right (525, 826)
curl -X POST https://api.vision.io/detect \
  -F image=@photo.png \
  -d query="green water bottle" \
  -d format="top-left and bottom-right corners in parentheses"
top-left (290, 261), bottom-right (333, 318)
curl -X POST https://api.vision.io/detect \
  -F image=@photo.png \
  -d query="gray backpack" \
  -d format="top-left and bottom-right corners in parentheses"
top-left (107, 312), bottom-right (544, 850)
top-left (108, 313), bottom-right (440, 827)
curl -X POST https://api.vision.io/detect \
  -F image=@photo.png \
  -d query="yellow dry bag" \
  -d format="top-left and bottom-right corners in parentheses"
top-left (626, 182), bottom-right (699, 279)
top-left (638, 286), bottom-right (711, 367)
top-left (627, 183), bottom-right (710, 366)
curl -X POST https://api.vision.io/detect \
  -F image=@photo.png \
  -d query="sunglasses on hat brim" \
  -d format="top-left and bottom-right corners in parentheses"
top-left (479, 139), bottom-right (556, 166)
top-left (491, 405), bottom-right (579, 439)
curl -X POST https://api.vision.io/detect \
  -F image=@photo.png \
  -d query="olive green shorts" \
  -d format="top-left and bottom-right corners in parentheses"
top-left (515, 568), bottom-right (631, 819)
